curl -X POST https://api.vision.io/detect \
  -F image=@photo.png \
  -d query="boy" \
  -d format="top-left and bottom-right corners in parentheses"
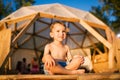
top-left (42, 21), bottom-right (85, 75)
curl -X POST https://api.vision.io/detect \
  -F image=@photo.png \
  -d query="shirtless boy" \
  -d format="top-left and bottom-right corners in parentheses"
top-left (42, 21), bottom-right (85, 75)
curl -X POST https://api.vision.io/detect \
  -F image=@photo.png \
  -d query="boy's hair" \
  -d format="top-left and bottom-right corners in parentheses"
top-left (50, 21), bottom-right (66, 32)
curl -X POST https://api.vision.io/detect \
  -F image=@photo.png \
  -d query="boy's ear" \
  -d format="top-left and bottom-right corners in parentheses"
top-left (66, 27), bottom-right (70, 32)
top-left (50, 32), bottom-right (53, 38)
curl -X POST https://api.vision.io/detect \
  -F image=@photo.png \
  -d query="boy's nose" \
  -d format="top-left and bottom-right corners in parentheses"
top-left (59, 31), bottom-right (63, 34)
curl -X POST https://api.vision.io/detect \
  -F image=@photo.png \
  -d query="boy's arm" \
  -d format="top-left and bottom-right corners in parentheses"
top-left (66, 45), bottom-right (72, 62)
top-left (42, 44), bottom-right (51, 62)
top-left (42, 44), bottom-right (55, 67)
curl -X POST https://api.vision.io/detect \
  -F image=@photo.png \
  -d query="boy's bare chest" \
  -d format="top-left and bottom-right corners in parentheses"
top-left (50, 46), bottom-right (67, 57)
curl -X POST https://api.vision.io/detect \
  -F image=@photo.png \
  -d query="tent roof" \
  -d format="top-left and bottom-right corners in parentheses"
top-left (0, 3), bottom-right (113, 50)
top-left (3, 3), bottom-right (106, 26)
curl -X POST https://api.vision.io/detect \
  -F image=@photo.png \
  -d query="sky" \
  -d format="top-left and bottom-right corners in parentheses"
top-left (34, 0), bottom-right (100, 11)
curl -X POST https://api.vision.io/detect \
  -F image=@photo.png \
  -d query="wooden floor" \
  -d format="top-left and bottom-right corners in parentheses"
top-left (0, 73), bottom-right (120, 80)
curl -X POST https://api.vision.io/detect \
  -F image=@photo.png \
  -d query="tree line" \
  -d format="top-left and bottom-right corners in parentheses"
top-left (0, 0), bottom-right (35, 19)
top-left (90, 0), bottom-right (120, 34)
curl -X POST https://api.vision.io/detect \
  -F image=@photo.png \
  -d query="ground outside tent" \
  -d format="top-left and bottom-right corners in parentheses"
top-left (0, 3), bottom-right (120, 80)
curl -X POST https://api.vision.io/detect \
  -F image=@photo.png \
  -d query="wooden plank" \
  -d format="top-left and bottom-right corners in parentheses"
top-left (0, 29), bottom-right (11, 67)
top-left (79, 20), bottom-right (112, 49)
top-left (0, 73), bottom-right (120, 80)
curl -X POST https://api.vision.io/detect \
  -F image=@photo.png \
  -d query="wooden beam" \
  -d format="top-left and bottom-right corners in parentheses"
top-left (12, 13), bottom-right (39, 46)
top-left (11, 19), bottom-right (30, 32)
top-left (84, 20), bottom-right (108, 30)
top-left (39, 12), bottom-right (80, 22)
top-left (3, 13), bottom-right (37, 25)
top-left (79, 20), bottom-right (112, 49)
top-left (17, 21), bottom-right (29, 31)
top-left (33, 36), bottom-right (39, 59)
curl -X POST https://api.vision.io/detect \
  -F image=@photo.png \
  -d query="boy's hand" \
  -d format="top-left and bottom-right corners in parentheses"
top-left (73, 55), bottom-right (84, 64)
top-left (44, 55), bottom-right (55, 68)
top-left (80, 56), bottom-right (84, 64)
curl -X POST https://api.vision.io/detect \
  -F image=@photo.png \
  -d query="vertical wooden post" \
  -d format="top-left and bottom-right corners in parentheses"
top-left (115, 38), bottom-right (120, 72)
top-left (108, 32), bottom-right (117, 70)
top-left (8, 57), bottom-right (11, 70)
top-left (0, 29), bottom-right (11, 67)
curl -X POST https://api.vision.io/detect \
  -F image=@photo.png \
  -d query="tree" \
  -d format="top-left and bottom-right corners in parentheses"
top-left (90, 0), bottom-right (120, 34)
top-left (100, 0), bottom-right (120, 33)
top-left (14, 0), bottom-right (35, 10)
top-left (0, 0), bottom-right (13, 20)
top-left (90, 6), bottom-right (110, 26)
top-left (0, 0), bottom-right (35, 20)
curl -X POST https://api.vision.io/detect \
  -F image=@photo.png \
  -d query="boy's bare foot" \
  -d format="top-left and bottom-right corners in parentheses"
top-left (48, 71), bottom-right (54, 75)
top-left (73, 69), bottom-right (85, 74)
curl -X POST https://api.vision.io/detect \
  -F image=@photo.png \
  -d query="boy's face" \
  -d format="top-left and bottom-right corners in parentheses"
top-left (50, 23), bottom-right (66, 42)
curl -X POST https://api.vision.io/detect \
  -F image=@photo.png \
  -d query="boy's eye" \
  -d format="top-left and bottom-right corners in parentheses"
top-left (57, 30), bottom-right (59, 32)
top-left (62, 30), bottom-right (65, 32)
top-left (56, 30), bottom-right (66, 33)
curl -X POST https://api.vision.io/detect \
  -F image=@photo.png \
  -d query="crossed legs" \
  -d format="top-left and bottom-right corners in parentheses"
top-left (44, 55), bottom-right (85, 75)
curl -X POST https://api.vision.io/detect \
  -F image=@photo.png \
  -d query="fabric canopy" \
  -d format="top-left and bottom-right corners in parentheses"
top-left (1, 3), bottom-right (111, 50)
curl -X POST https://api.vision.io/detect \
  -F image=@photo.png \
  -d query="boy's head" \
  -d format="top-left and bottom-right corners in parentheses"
top-left (49, 21), bottom-right (69, 41)
top-left (50, 21), bottom-right (66, 32)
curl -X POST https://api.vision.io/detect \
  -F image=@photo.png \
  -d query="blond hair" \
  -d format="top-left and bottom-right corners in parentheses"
top-left (50, 21), bottom-right (69, 32)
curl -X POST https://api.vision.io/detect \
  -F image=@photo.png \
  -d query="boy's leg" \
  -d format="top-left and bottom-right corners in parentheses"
top-left (65, 55), bottom-right (84, 70)
top-left (45, 63), bottom-right (84, 75)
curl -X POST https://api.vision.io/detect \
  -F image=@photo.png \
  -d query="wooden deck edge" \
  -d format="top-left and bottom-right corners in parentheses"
top-left (0, 73), bottom-right (120, 80)
top-left (78, 73), bottom-right (120, 80)
top-left (0, 75), bottom-right (78, 80)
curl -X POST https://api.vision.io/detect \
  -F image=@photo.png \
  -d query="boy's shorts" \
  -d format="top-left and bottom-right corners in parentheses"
top-left (44, 61), bottom-right (67, 74)
top-left (57, 61), bottom-right (67, 67)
